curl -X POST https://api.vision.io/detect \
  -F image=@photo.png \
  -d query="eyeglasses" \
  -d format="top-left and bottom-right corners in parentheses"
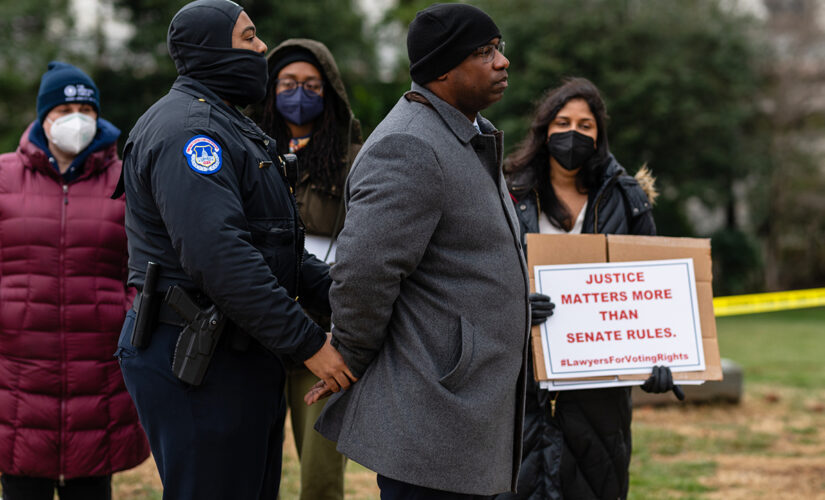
top-left (275, 77), bottom-right (324, 95)
top-left (474, 40), bottom-right (505, 63)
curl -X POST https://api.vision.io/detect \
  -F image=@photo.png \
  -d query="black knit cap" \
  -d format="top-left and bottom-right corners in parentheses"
top-left (407, 3), bottom-right (501, 85)
top-left (269, 47), bottom-right (322, 80)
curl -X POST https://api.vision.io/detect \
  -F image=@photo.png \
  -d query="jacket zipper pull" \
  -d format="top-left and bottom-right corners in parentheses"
top-left (550, 391), bottom-right (559, 418)
top-left (63, 184), bottom-right (69, 205)
top-left (59, 474), bottom-right (66, 486)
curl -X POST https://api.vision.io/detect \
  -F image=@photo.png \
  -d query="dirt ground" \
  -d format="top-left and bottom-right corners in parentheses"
top-left (633, 384), bottom-right (825, 499)
top-left (113, 384), bottom-right (825, 499)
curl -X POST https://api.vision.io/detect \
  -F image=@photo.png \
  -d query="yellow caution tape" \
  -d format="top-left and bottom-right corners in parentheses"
top-left (713, 287), bottom-right (825, 316)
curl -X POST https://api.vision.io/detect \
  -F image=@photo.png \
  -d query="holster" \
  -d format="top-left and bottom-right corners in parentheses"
top-left (165, 285), bottom-right (227, 386)
top-left (130, 267), bottom-right (251, 383)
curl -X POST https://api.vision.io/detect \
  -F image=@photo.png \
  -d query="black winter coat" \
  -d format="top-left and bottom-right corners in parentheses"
top-left (122, 76), bottom-right (329, 361)
top-left (499, 155), bottom-right (655, 500)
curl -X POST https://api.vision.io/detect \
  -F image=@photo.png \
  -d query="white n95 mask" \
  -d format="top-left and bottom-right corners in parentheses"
top-left (47, 113), bottom-right (97, 154)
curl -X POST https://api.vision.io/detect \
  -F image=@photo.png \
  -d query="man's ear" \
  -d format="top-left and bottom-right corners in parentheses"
top-left (425, 72), bottom-right (448, 92)
top-left (424, 72), bottom-right (449, 94)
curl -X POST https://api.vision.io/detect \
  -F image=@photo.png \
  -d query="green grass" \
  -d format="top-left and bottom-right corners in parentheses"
top-left (628, 306), bottom-right (825, 499)
top-left (632, 424), bottom-right (776, 458)
top-left (630, 455), bottom-right (716, 499)
top-left (630, 424), bottom-right (716, 498)
top-left (716, 307), bottom-right (825, 387)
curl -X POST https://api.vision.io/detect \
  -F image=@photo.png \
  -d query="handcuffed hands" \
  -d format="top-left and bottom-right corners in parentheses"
top-left (529, 293), bottom-right (556, 326)
top-left (303, 333), bottom-right (357, 404)
top-left (304, 379), bottom-right (333, 406)
top-left (641, 365), bottom-right (685, 401)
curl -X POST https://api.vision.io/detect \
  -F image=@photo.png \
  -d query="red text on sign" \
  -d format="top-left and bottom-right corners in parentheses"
top-left (566, 330), bottom-right (623, 343)
top-left (631, 289), bottom-right (673, 301)
top-left (584, 271), bottom-right (646, 285)
top-left (598, 309), bottom-right (638, 321)
top-left (561, 291), bottom-right (628, 305)
top-left (626, 327), bottom-right (673, 339)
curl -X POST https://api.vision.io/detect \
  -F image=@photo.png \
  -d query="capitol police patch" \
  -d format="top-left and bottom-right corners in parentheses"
top-left (183, 135), bottom-right (222, 174)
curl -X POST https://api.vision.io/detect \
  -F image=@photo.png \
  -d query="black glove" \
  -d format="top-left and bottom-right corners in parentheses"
top-left (641, 365), bottom-right (685, 401)
top-left (529, 293), bottom-right (556, 326)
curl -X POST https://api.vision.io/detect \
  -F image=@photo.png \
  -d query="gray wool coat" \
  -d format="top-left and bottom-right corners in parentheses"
top-left (315, 83), bottom-right (531, 495)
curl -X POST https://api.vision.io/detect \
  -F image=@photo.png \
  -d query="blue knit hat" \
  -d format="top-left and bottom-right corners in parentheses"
top-left (36, 61), bottom-right (100, 124)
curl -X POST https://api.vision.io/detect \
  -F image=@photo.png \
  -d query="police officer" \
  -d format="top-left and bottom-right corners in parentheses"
top-left (114, 1), bottom-right (355, 498)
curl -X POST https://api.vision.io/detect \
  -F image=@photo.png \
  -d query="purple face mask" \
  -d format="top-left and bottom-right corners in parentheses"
top-left (275, 87), bottom-right (324, 126)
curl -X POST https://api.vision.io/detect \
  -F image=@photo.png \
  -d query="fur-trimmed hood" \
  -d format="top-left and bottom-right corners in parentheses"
top-left (634, 163), bottom-right (658, 205)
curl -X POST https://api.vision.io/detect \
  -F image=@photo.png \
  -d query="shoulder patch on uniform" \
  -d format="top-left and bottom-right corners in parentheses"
top-left (183, 135), bottom-right (222, 174)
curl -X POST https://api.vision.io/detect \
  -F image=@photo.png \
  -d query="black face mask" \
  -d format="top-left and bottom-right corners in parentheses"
top-left (172, 41), bottom-right (268, 107)
top-left (546, 130), bottom-right (596, 171)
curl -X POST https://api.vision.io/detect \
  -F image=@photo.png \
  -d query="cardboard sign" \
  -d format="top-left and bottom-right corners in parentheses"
top-left (526, 233), bottom-right (723, 383)
top-left (534, 259), bottom-right (705, 379)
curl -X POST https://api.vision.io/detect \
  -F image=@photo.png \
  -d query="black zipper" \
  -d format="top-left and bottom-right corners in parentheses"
top-left (262, 134), bottom-right (303, 296)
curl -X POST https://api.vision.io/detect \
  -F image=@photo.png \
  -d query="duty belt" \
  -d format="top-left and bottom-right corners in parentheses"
top-left (131, 288), bottom-right (249, 353)
top-left (132, 294), bottom-right (185, 327)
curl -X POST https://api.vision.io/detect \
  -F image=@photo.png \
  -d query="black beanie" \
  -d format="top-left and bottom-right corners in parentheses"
top-left (407, 3), bottom-right (501, 85)
top-left (269, 47), bottom-right (322, 81)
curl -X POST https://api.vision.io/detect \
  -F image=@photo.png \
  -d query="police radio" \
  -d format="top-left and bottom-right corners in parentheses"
top-left (279, 153), bottom-right (299, 191)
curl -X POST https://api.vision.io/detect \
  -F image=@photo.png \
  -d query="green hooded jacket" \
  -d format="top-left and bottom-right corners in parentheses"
top-left (253, 38), bottom-right (363, 237)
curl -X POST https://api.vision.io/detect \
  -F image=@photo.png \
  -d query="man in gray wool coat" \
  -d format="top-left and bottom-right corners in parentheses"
top-left (311, 3), bottom-right (531, 498)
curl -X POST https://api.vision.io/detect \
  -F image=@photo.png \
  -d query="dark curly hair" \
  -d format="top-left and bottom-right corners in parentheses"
top-left (258, 76), bottom-right (347, 194)
top-left (506, 77), bottom-right (610, 230)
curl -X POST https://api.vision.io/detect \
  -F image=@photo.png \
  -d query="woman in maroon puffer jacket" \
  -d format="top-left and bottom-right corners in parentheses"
top-left (0, 62), bottom-right (149, 500)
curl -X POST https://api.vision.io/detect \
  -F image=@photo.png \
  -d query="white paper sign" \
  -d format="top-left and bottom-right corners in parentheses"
top-left (535, 258), bottom-right (705, 379)
top-left (538, 378), bottom-right (706, 391)
top-left (305, 234), bottom-right (336, 264)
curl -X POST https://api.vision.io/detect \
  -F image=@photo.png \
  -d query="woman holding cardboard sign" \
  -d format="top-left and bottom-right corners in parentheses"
top-left (499, 77), bottom-right (681, 500)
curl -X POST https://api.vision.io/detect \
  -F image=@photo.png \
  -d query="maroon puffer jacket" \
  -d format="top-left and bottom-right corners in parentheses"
top-left (0, 123), bottom-right (150, 479)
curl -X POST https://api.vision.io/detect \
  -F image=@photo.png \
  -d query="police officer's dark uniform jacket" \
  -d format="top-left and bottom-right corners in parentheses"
top-left (115, 1), bottom-right (331, 498)
top-left (122, 74), bottom-right (328, 359)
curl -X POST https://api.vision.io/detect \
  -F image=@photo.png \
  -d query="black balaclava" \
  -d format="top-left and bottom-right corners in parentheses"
top-left (168, 0), bottom-right (267, 106)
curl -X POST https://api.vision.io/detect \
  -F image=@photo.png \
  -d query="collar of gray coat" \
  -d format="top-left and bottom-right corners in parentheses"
top-left (410, 82), bottom-right (497, 145)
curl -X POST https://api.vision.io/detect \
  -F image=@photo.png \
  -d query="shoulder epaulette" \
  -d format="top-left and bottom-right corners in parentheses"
top-left (185, 98), bottom-right (212, 129)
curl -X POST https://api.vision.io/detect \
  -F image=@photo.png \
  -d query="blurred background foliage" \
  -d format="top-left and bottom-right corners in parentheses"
top-left (2, 0), bottom-right (823, 296)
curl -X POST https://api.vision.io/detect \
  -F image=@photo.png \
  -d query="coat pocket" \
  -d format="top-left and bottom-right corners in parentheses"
top-left (248, 218), bottom-right (295, 272)
top-left (439, 316), bottom-right (476, 392)
top-left (249, 219), bottom-right (294, 248)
